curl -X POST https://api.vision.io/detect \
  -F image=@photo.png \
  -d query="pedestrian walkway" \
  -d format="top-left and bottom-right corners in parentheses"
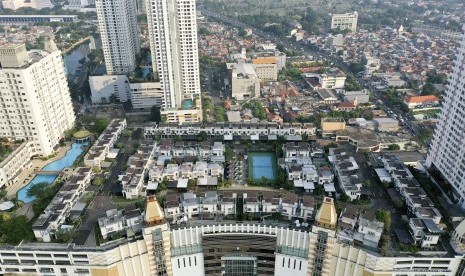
top-left (6, 144), bottom-right (71, 197)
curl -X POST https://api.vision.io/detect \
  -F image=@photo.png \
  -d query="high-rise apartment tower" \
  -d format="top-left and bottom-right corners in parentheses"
top-left (96, 0), bottom-right (140, 75)
top-left (146, 0), bottom-right (202, 123)
top-left (0, 40), bottom-right (75, 156)
top-left (426, 25), bottom-right (465, 206)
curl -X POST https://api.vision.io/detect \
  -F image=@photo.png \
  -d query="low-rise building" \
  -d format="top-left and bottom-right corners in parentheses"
top-left (321, 118), bottom-right (346, 135)
top-left (130, 82), bottom-right (164, 110)
top-left (329, 148), bottom-right (361, 200)
top-left (354, 213), bottom-right (384, 249)
top-left (98, 207), bottom-right (144, 239)
top-left (121, 143), bottom-right (156, 199)
top-left (405, 95), bottom-right (440, 110)
top-left (304, 69), bottom-right (346, 90)
top-left (374, 117), bottom-right (399, 132)
top-left (145, 122), bottom-right (317, 141)
top-left (32, 167), bottom-right (93, 242)
top-left (84, 119), bottom-right (126, 169)
top-left (89, 75), bottom-right (130, 104)
top-left (252, 57), bottom-right (278, 81)
top-left (231, 63), bottom-right (261, 100)
top-left (343, 90), bottom-right (370, 105)
top-left (408, 218), bottom-right (441, 248)
top-left (0, 140), bottom-right (35, 188)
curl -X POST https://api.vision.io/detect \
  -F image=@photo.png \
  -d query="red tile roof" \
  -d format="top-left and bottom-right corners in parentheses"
top-left (406, 95), bottom-right (440, 104)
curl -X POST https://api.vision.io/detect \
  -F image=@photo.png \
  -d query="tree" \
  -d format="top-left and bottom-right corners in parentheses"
top-left (123, 130), bottom-right (133, 138)
top-left (188, 179), bottom-right (197, 189)
top-left (421, 83), bottom-right (436, 95)
top-left (213, 106), bottom-right (225, 122)
top-left (340, 193), bottom-right (351, 202)
top-left (159, 177), bottom-right (168, 191)
top-left (198, 131), bottom-right (208, 142)
top-left (0, 189), bottom-right (7, 199)
top-left (150, 106), bottom-right (162, 123)
top-left (27, 182), bottom-right (49, 199)
top-left (0, 216), bottom-right (34, 245)
top-left (376, 210), bottom-right (391, 230)
top-left (238, 28), bottom-right (248, 37)
top-left (224, 147), bottom-right (234, 160)
top-left (388, 144), bottom-right (401, 151)
top-left (92, 177), bottom-right (103, 186)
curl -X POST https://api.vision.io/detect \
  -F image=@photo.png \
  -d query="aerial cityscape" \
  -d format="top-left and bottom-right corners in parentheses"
top-left (0, 0), bottom-right (464, 275)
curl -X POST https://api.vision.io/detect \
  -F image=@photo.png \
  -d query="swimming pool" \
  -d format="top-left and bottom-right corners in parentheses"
top-left (248, 152), bottom-right (277, 181)
top-left (17, 143), bottom-right (87, 203)
top-left (182, 99), bottom-right (193, 110)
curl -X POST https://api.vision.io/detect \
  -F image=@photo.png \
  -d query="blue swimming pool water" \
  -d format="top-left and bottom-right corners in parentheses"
top-left (142, 67), bottom-right (150, 78)
top-left (182, 99), bottom-right (193, 110)
top-left (17, 143), bottom-right (87, 203)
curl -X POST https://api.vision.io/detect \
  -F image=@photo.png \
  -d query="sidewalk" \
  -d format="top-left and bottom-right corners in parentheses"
top-left (6, 144), bottom-right (71, 197)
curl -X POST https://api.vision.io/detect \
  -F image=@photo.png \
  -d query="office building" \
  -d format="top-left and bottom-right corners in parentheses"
top-left (252, 57), bottom-right (278, 81)
top-left (331, 12), bottom-right (358, 32)
top-left (89, 75), bottom-right (130, 104)
top-left (89, 75), bottom-right (164, 110)
top-left (0, 41), bottom-right (75, 156)
top-left (231, 63), bottom-right (261, 100)
top-left (426, 25), bottom-right (465, 206)
top-left (96, 0), bottom-right (140, 75)
top-left (146, 0), bottom-right (202, 123)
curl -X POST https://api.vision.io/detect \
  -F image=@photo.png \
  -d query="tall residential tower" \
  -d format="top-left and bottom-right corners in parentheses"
top-left (0, 40), bottom-right (75, 156)
top-left (146, 0), bottom-right (202, 123)
top-left (426, 25), bottom-right (465, 206)
top-left (96, 0), bottom-right (140, 75)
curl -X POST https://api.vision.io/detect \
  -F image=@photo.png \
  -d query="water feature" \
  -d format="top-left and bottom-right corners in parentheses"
top-left (64, 43), bottom-right (90, 76)
top-left (182, 99), bottom-right (193, 110)
top-left (17, 143), bottom-right (87, 203)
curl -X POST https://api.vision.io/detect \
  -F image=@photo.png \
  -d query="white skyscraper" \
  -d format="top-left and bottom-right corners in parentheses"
top-left (146, 0), bottom-right (202, 123)
top-left (0, 40), bottom-right (76, 156)
top-left (426, 25), bottom-right (465, 206)
top-left (96, 0), bottom-right (140, 75)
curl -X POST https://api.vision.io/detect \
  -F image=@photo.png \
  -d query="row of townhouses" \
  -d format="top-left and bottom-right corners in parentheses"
top-left (157, 140), bottom-right (225, 163)
top-left (164, 191), bottom-right (315, 222)
top-left (144, 122), bottom-right (317, 141)
top-left (149, 161), bottom-right (224, 190)
top-left (329, 148), bottom-right (362, 200)
top-left (380, 155), bottom-right (442, 247)
top-left (32, 167), bottom-right (94, 242)
top-left (121, 143), bottom-right (156, 199)
top-left (83, 119), bottom-right (127, 169)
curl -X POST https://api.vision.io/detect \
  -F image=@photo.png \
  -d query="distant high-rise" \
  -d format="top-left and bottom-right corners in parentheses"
top-left (96, 0), bottom-right (140, 75)
top-left (0, 40), bottom-right (75, 156)
top-left (331, 12), bottom-right (358, 32)
top-left (2, 0), bottom-right (54, 10)
top-left (426, 25), bottom-right (465, 206)
top-left (146, 0), bottom-right (202, 123)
